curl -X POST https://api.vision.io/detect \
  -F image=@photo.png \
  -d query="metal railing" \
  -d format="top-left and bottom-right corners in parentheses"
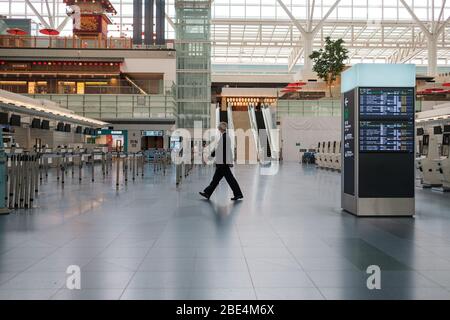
top-left (0, 35), bottom-right (172, 50)
top-left (1, 79), bottom-right (175, 96)
top-left (26, 93), bottom-right (177, 120)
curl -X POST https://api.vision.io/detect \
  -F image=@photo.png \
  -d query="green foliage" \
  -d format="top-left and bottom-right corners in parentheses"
top-left (309, 37), bottom-right (349, 96)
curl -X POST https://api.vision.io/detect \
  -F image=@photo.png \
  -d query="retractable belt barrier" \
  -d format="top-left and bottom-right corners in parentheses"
top-left (110, 151), bottom-right (145, 189)
top-left (152, 150), bottom-right (170, 175)
top-left (6, 154), bottom-right (40, 209)
top-left (4, 149), bottom-right (149, 210)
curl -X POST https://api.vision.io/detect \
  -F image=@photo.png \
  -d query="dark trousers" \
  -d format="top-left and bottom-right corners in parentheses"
top-left (204, 165), bottom-right (243, 197)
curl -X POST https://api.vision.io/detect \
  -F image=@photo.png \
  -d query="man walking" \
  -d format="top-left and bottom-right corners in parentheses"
top-left (199, 122), bottom-right (243, 201)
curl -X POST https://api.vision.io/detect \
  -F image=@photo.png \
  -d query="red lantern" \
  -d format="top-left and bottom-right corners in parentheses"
top-left (6, 28), bottom-right (27, 35)
top-left (39, 28), bottom-right (60, 36)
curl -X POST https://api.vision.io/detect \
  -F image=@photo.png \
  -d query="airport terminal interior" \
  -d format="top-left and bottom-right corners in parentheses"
top-left (1, 0), bottom-right (450, 300)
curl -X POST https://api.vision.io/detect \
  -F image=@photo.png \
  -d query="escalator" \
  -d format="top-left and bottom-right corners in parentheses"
top-left (261, 104), bottom-right (279, 160)
top-left (255, 107), bottom-right (271, 159)
top-left (248, 104), bottom-right (262, 162)
top-left (248, 103), bottom-right (279, 163)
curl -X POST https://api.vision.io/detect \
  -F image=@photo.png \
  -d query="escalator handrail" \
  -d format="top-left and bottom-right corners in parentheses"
top-left (262, 104), bottom-right (278, 160)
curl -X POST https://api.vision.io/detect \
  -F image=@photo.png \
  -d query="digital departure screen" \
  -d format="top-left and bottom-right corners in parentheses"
top-left (359, 121), bottom-right (414, 152)
top-left (359, 87), bottom-right (414, 153)
top-left (359, 88), bottom-right (414, 117)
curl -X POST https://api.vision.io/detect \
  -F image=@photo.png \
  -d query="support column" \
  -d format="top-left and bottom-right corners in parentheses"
top-left (155, 0), bottom-right (165, 45)
top-left (133, 0), bottom-right (143, 45)
top-left (302, 33), bottom-right (314, 80)
top-left (144, 0), bottom-right (154, 45)
top-left (427, 35), bottom-right (438, 77)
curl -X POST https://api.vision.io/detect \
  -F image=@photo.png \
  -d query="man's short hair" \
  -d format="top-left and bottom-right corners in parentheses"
top-left (218, 122), bottom-right (228, 131)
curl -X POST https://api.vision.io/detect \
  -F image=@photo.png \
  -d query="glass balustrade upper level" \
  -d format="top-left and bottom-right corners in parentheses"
top-left (0, 35), bottom-right (173, 50)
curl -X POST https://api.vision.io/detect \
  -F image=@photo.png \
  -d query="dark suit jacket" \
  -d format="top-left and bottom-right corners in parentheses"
top-left (212, 132), bottom-right (233, 166)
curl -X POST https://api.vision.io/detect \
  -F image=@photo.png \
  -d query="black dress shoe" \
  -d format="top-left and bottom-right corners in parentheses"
top-left (199, 192), bottom-right (210, 200)
top-left (231, 195), bottom-right (243, 201)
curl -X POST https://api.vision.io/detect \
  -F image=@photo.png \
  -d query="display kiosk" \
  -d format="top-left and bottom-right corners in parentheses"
top-left (341, 64), bottom-right (415, 216)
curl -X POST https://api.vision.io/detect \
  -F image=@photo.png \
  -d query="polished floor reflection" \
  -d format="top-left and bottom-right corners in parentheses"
top-left (1, 162), bottom-right (450, 300)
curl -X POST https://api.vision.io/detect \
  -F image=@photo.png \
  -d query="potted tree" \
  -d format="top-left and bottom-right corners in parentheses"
top-left (309, 37), bottom-right (349, 98)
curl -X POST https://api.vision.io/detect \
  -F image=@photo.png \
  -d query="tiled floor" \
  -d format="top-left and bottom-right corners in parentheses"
top-left (1, 162), bottom-right (450, 300)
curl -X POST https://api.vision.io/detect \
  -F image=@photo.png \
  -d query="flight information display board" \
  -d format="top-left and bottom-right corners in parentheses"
top-left (359, 87), bottom-right (414, 153)
top-left (359, 88), bottom-right (414, 117)
top-left (359, 121), bottom-right (414, 152)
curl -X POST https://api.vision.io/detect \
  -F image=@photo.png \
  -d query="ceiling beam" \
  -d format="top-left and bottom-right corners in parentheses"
top-left (25, 0), bottom-right (51, 29)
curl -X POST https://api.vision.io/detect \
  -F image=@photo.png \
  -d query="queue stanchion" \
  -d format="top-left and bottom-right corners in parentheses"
top-left (8, 155), bottom-right (14, 209)
top-left (61, 154), bottom-right (65, 185)
top-left (14, 156), bottom-right (21, 208)
top-left (21, 155), bottom-right (26, 207)
top-left (64, 153), bottom-right (68, 183)
top-left (21, 155), bottom-right (26, 208)
top-left (55, 155), bottom-right (59, 181)
top-left (6, 155), bottom-right (11, 208)
top-left (56, 154), bottom-right (60, 182)
top-left (105, 152), bottom-right (109, 175)
top-left (39, 156), bottom-right (43, 185)
top-left (129, 154), bottom-right (132, 173)
top-left (116, 153), bottom-right (120, 189)
top-left (91, 153), bottom-right (95, 183)
top-left (140, 153), bottom-right (143, 177)
top-left (23, 155), bottom-right (29, 208)
top-left (124, 154), bottom-right (128, 183)
top-left (44, 155), bottom-right (48, 179)
top-left (101, 152), bottom-right (106, 177)
top-left (21, 156), bottom-right (26, 208)
top-left (28, 155), bottom-right (33, 207)
top-left (77, 154), bottom-right (81, 182)
top-left (132, 153), bottom-right (136, 181)
top-left (4, 156), bottom-right (8, 209)
top-left (33, 154), bottom-right (39, 194)
top-left (29, 155), bottom-right (34, 207)
top-left (163, 152), bottom-right (166, 172)
top-left (71, 152), bottom-right (75, 178)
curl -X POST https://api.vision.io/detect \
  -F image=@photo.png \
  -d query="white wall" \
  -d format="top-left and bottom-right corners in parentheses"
top-left (122, 58), bottom-right (176, 84)
top-left (280, 116), bottom-right (341, 161)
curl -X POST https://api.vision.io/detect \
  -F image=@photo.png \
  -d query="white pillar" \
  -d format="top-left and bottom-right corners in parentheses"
top-left (302, 33), bottom-right (315, 80)
top-left (427, 35), bottom-right (438, 77)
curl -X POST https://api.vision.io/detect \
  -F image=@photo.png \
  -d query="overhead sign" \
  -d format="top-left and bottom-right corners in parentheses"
top-left (96, 130), bottom-right (124, 135)
top-left (142, 130), bottom-right (164, 137)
